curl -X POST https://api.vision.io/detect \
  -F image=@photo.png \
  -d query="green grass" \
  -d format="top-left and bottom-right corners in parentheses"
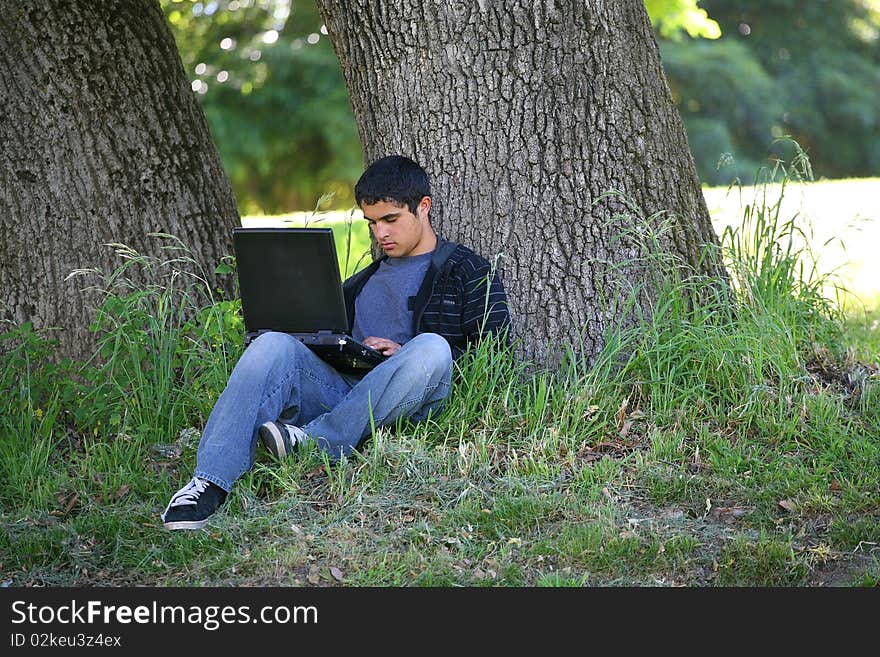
top-left (1, 155), bottom-right (879, 587)
top-left (714, 533), bottom-right (813, 586)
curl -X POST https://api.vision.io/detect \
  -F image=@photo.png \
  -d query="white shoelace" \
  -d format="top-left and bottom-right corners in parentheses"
top-left (161, 477), bottom-right (208, 519)
top-left (284, 424), bottom-right (306, 446)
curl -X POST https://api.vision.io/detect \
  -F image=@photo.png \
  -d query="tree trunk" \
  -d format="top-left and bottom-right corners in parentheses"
top-left (0, 0), bottom-right (239, 360)
top-left (316, 0), bottom-right (724, 366)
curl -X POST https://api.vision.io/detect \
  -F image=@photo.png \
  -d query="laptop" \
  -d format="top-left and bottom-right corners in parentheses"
top-left (232, 227), bottom-right (387, 374)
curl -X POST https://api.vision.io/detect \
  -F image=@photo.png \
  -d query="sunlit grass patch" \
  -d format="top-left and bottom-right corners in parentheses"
top-left (844, 299), bottom-right (880, 363)
top-left (827, 516), bottom-right (880, 552)
top-left (714, 533), bottom-right (812, 586)
top-left (528, 518), bottom-right (697, 584)
top-left (850, 562), bottom-right (880, 587)
top-left (704, 176), bottom-right (880, 306)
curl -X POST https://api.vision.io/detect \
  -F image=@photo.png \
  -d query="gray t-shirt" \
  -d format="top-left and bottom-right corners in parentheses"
top-left (352, 251), bottom-right (433, 345)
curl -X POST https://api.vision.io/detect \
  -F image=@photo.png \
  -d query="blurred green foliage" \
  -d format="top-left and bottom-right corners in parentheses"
top-left (663, 0), bottom-right (880, 184)
top-left (161, 0), bottom-right (361, 214)
top-left (161, 1), bottom-right (880, 210)
top-left (644, 0), bottom-right (720, 39)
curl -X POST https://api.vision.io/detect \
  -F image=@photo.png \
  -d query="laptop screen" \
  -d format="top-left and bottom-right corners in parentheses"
top-left (232, 227), bottom-right (350, 335)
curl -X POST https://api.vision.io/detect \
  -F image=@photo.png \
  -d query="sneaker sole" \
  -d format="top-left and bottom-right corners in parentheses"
top-left (259, 423), bottom-right (289, 459)
top-left (163, 518), bottom-right (209, 530)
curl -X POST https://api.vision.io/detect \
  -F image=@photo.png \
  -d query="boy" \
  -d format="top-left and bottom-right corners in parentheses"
top-left (161, 155), bottom-right (510, 530)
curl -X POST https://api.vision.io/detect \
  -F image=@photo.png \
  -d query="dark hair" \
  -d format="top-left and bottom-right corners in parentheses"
top-left (354, 155), bottom-right (431, 215)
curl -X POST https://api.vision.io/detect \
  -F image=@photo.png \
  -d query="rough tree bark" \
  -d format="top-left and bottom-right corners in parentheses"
top-left (316, 0), bottom-right (724, 366)
top-left (0, 0), bottom-right (239, 360)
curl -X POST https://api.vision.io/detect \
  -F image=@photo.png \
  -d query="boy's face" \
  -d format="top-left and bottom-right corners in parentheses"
top-left (360, 196), bottom-right (435, 258)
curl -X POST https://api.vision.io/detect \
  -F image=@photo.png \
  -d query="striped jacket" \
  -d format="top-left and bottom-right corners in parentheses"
top-left (342, 237), bottom-right (510, 360)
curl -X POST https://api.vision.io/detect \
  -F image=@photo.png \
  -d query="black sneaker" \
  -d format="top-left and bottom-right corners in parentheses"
top-left (160, 477), bottom-right (227, 530)
top-left (259, 420), bottom-right (307, 460)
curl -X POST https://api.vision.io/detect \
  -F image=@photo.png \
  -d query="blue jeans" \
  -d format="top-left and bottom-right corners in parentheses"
top-left (194, 331), bottom-right (453, 491)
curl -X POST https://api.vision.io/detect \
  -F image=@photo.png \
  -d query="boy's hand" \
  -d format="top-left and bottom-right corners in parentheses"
top-left (362, 337), bottom-right (401, 357)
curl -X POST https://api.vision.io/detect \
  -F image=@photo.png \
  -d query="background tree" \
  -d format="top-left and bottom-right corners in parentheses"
top-left (0, 0), bottom-right (239, 359)
top-left (315, 0), bottom-right (724, 365)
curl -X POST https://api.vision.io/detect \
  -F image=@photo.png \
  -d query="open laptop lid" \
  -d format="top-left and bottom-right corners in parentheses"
top-left (232, 227), bottom-right (349, 335)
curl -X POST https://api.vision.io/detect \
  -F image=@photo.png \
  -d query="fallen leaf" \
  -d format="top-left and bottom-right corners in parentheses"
top-left (595, 440), bottom-right (626, 453)
top-left (307, 566), bottom-right (320, 585)
top-left (329, 566), bottom-right (344, 582)
top-left (64, 494), bottom-right (78, 515)
top-left (577, 443), bottom-right (602, 462)
top-left (778, 499), bottom-right (797, 512)
top-left (114, 484), bottom-right (129, 500)
top-left (829, 480), bottom-right (842, 492)
top-left (710, 506), bottom-right (750, 522)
